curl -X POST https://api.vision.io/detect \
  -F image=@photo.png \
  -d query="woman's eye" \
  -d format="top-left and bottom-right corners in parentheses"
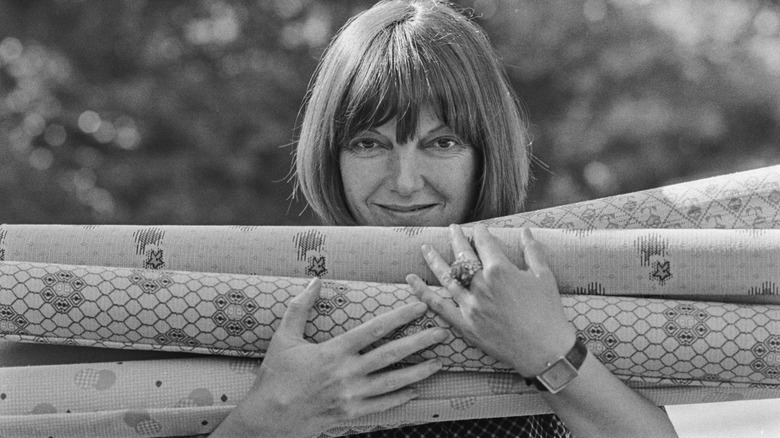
top-left (355, 140), bottom-right (378, 149)
top-left (433, 138), bottom-right (460, 149)
top-left (350, 139), bottom-right (381, 150)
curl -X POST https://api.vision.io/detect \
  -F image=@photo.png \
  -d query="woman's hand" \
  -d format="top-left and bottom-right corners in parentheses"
top-left (213, 277), bottom-right (447, 438)
top-left (409, 224), bottom-right (679, 437)
top-left (407, 223), bottom-right (576, 377)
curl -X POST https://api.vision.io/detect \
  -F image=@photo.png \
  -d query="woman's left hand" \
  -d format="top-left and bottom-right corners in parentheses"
top-left (407, 223), bottom-right (576, 377)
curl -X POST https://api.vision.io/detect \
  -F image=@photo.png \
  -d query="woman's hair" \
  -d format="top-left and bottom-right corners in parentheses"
top-left (294, 0), bottom-right (530, 225)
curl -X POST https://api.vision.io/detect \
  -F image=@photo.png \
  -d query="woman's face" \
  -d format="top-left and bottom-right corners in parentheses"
top-left (339, 107), bottom-right (478, 227)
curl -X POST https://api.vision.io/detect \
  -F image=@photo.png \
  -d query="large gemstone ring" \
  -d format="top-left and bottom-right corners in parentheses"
top-left (449, 254), bottom-right (483, 288)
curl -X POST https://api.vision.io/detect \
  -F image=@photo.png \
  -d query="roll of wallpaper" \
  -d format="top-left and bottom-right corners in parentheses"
top-left (2, 259), bottom-right (780, 385)
top-left (480, 164), bottom-right (780, 230)
top-left (2, 226), bottom-right (780, 299)
top-left (3, 165), bottom-right (780, 437)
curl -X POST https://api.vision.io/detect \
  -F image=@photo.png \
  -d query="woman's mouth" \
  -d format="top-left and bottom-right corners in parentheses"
top-left (378, 204), bottom-right (437, 213)
top-left (369, 203), bottom-right (444, 226)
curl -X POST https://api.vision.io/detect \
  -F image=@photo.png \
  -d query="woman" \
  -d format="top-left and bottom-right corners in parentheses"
top-left (214, 0), bottom-right (678, 436)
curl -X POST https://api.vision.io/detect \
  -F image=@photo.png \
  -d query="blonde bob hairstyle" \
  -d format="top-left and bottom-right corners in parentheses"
top-left (294, 0), bottom-right (530, 225)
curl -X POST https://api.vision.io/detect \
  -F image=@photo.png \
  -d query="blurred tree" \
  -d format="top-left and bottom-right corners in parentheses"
top-left (463, 0), bottom-right (780, 209)
top-left (0, 0), bottom-right (779, 225)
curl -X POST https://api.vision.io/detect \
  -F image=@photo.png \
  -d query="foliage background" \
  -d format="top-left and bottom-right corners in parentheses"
top-left (1, 0), bottom-right (779, 225)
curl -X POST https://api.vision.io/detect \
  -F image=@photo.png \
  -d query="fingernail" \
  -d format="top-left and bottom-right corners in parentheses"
top-left (408, 388), bottom-right (420, 399)
top-left (429, 359), bottom-right (443, 370)
top-left (407, 274), bottom-right (424, 288)
top-left (421, 244), bottom-right (432, 257)
top-left (434, 328), bottom-right (448, 341)
top-left (413, 301), bottom-right (428, 312)
top-left (521, 227), bottom-right (533, 243)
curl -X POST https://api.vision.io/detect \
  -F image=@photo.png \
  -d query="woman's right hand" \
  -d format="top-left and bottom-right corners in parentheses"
top-left (212, 277), bottom-right (447, 438)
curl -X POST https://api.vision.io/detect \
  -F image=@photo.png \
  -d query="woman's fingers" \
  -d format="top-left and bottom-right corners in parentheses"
top-left (449, 224), bottom-right (478, 261)
top-left (472, 223), bottom-right (514, 268)
top-left (277, 277), bottom-right (321, 338)
top-left (521, 228), bottom-right (552, 278)
top-left (332, 301), bottom-right (429, 352)
top-left (359, 358), bottom-right (442, 398)
top-left (339, 388), bottom-right (420, 421)
top-left (406, 274), bottom-right (463, 327)
top-left (421, 244), bottom-right (467, 301)
top-left (359, 327), bottom-right (447, 374)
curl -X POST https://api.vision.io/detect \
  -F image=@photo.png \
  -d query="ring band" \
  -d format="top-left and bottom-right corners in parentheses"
top-left (449, 254), bottom-right (483, 288)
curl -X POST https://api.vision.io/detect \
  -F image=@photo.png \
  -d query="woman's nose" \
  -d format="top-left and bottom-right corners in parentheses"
top-left (389, 148), bottom-right (424, 195)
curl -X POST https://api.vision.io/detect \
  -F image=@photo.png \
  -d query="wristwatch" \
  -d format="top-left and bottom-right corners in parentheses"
top-left (525, 338), bottom-right (588, 394)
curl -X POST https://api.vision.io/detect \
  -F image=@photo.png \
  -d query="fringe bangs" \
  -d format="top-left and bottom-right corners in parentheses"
top-left (335, 18), bottom-right (475, 150)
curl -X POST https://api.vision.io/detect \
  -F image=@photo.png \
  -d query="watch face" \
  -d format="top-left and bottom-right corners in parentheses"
top-left (537, 358), bottom-right (579, 394)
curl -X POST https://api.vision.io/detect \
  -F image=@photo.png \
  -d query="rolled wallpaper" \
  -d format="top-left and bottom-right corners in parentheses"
top-left (1, 257), bottom-right (780, 382)
top-left (2, 226), bottom-right (779, 298)
top-left (2, 165), bottom-right (780, 437)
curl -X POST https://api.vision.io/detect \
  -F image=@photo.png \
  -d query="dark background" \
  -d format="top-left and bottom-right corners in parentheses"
top-left (1, 0), bottom-right (779, 226)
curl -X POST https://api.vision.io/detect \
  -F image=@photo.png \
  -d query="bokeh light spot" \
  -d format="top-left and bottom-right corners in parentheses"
top-left (5, 90), bottom-right (30, 113)
top-left (43, 124), bottom-right (67, 147)
top-left (78, 111), bottom-right (101, 134)
top-left (22, 113), bottom-right (46, 137)
top-left (213, 15), bottom-right (239, 43)
top-left (115, 117), bottom-right (141, 150)
top-left (72, 168), bottom-right (97, 193)
top-left (187, 21), bottom-right (213, 45)
top-left (116, 126), bottom-right (141, 150)
top-left (9, 128), bottom-right (31, 154)
top-left (274, 0), bottom-right (304, 19)
top-left (75, 146), bottom-right (102, 169)
top-left (281, 7), bottom-right (331, 49)
top-left (94, 120), bottom-right (116, 144)
top-left (0, 37), bottom-right (23, 63)
top-left (86, 188), bottom-right (116, 216)
top-left (583, 161), bottom-right (618, 195)
top-left (185, 2), bottom-right (240, 46)
top-left (29, 148), bottom-right (54, 171)
top-left (749, 37), bottom-right (780, 74)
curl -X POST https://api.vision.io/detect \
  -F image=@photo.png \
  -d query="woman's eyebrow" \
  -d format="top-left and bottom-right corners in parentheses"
top-left (352, 128), bottom-right (383, 137)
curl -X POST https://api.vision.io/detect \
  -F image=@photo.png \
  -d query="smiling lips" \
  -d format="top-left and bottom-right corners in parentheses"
top-left (378, 204), bottom-right (437, 213)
